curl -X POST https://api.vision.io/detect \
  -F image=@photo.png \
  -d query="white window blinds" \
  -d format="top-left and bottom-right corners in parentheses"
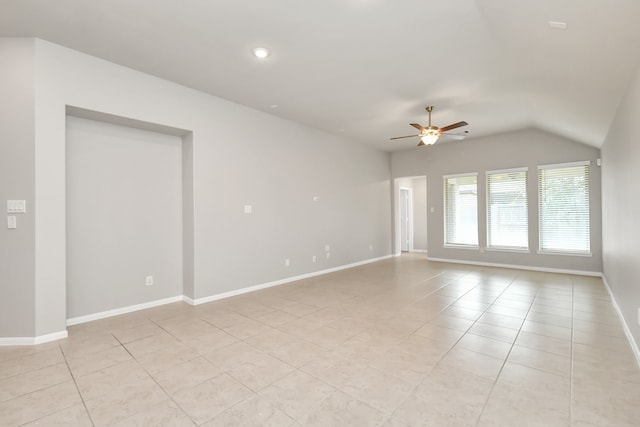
top-left (538, 162), bottom-right (590, 253)
top-left (444, 174), bottom-right (478, 246)
top-left (487, 169), bottom-right (528, 249)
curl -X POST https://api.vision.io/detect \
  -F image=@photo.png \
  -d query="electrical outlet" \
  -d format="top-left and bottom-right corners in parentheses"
top-left (312, 255), bottom-right (317, 263)
top-left (369, 244), bottom-right (373, 252)
top-left (145, 275), bottom-right (154, 286)
top-left (325, 244), bottom-right (330, 252)
top-left (285, 258), bottom-right (290, 267)
top-left (326, 252), bottom-right (330, 259)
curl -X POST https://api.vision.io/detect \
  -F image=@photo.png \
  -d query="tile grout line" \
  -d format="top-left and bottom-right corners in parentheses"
top-left (473, 271), bottom-right (541, 426)
top-left (569, 278), bottom-right (575, 425)
top-left (110, 333), bottom-right (199, 427)
top-left (58, 344), bottom-right (97, 427)
top-left (283, 274), bottom-right (462, 426)
top-left (384, 269), bottom-right (522, 426)
top-left (144, 315), bottom-right (305, 425)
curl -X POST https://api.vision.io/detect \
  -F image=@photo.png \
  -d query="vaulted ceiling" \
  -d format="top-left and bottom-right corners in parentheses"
top-left (2, 0), bottom-right (640, 151)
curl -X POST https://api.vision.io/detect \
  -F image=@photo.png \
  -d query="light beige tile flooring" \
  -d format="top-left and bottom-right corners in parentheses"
top-left (1, 254), bottom-right (639, 426)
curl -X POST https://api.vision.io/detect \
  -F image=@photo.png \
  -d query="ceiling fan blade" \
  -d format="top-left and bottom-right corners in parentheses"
top-left (410, 123), bottom-right (426, 132)
top-left (441, 133), bottom-right (466, 140)
top-left (438, 121), bottom-right (468, 133)
top-left (417, 140), bottom-right (426, 147)
top-left (390, 134), bottom-right (420, 140)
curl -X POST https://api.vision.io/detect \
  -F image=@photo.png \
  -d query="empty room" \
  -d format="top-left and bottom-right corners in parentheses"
top-left (1, 1), bottom-right (640, 426)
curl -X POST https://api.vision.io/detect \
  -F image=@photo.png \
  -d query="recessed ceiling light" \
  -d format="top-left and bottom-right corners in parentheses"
top-left (252, 47), bottom-right (270, 59)
top-left (548, 21), bottom-right (567, 30)
top-left (269, 104), bottom-right (279, 109)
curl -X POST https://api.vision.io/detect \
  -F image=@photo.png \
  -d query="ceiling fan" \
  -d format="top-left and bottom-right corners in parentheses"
top-left (391, 106), bottom-right (468, 146)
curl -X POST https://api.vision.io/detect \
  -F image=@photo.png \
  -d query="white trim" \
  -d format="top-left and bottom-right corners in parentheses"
top-left (66, 295), bottom-right (184, 326)
top-left (537, 250), bottom-right (592, 257)
top-left (485, 246), bottom-right (531, 254)
top-left (0, 330), bottom-right (68, 346)
top-left (486, 166), bottom-right (528, 175)
top-left (399, 187), bottom-right (414, 252)
top-left (538, 160), bottom-right (590, 170)
top-left (601, 274), bottom-right (640, 367)
top-left (426, 256), bottom-right (602, 277)
top-left (182, 295), bottom-right (196, 306)
top-left (443, 172), bottom-right (478, 179)
top-left (190, 255), bottom-right (392, 305)
top-left (443, 244), bottom-right (479, 251)
top-left (410, 249), bottom-right (428, 254)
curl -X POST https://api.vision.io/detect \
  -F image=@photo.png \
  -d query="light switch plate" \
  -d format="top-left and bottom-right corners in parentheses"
top-left (7, 200), bottom-right (26, 214)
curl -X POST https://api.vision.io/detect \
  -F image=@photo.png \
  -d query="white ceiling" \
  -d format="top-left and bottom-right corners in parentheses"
top-left (2, 0), bottom-right (640, 151)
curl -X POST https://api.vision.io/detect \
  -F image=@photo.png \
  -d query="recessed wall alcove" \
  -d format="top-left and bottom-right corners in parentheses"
top-left (65, 106), bottom-right (194, 324)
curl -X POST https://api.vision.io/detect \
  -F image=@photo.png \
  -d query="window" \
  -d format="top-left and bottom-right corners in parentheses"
top-left (538, 162), bottom-right (590, 254)
top-left (487, 168), bottom-right (528, 250)
top-left (444, 174), bottom-right (478, 246)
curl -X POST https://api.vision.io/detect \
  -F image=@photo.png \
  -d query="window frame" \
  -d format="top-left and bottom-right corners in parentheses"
top-left (537, 161), bottom-right (591, 256)
top-left (485, 167), bottom-right (530, 253)
top-left (443, 172), bottom-right (479, 249)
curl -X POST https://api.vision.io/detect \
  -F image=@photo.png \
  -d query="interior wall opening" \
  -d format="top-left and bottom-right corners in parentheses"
top-left (394, 176), bottom-right (428, 255)
top-left (65, 107), bottom-right (193, 323)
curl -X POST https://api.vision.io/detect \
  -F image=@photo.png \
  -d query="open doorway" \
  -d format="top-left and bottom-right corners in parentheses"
top-left (394, 176), bottom-right (428, 255)
top-left (399, 187), bottom-right (412, 252)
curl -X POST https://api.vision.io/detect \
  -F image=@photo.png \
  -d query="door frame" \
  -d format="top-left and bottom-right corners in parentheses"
top-left (399, 187), bottom-right (413, 252)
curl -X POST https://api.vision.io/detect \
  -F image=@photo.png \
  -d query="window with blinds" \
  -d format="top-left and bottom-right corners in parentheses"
top-left (487, 168), bottom-right (528, 249)
top-left (538, 162), bottom-right (590, 254)
top-left (444, 174), bottom-right (478, 246)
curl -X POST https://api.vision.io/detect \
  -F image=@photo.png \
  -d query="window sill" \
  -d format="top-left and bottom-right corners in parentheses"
top-left (537, 250), bottom-right (592, 257)
top-left (485, 247), bottom-right (531, 254)
top-left (443, 244), bottom-right (479, 251)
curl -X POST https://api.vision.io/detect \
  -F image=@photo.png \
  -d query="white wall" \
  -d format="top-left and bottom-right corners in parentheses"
top-left (0, 38), bottom-right (392, 339)
top-left (392, 128), bottom-right (602, 274)
top-left (412, 177), bottom-right (427, 251)
top-left (0, 39), bottom-right (36, 337)
top-left (66, 116), bottom-right (183, 318)
top-left (601, 62), bottom-right (640, 346)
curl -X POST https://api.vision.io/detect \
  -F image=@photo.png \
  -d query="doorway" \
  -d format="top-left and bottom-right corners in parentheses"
top-left (394, 176), bottom-right (428, 255)
top-left (399, 187), bottom-right (412, 252)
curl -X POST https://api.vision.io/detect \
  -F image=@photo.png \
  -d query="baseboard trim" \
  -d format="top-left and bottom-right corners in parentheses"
top-left (67, 255), bottom-right (393, 321)
top-left (411, 249), bottom-right (428, 254)
top-left (426, 256), bottom-right (602, 277)
top-left (189, 255), bottom-right (393, 305)
top-left (66, 295), bottom-right (184, 326)
top-left (0, 330), bottom-right (68, 346)
top-left (601, 274), bottom-right (640, 367)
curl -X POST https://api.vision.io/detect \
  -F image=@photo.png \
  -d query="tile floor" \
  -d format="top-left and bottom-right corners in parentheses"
top-left (1, 254), bottom-right (639, 426)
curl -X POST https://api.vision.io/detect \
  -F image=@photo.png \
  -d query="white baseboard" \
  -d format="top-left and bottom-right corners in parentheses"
top-left (601, 274), bottom-right (640, 367)
top-left (67, 255), bottom-right (393, 322)
top-left (411, 249), bottom-right (428, 254)
top-left (190, 255), bottom-right (393, 305)
top-left (426, 256), bottom-right (602, 277)
top-left (66, 295), bottom-right (184, 326)
top-left (182, 295), bottom-right (196, 306)
top-left (0, 330), bottom-right (68, 346)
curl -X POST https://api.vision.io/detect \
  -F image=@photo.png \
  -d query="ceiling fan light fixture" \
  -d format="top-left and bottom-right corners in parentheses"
top-left (420, 133), bottom-right (439, 145)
